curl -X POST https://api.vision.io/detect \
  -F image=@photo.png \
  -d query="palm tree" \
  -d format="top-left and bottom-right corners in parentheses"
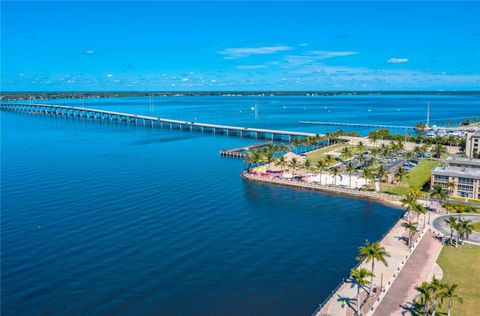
top-left (401, 221), bottom-right (418, 246)
top-left (324, 154), bottom-right (335, 166)
top-left (394, 166), bottom-right (407, 190)
top-left (340, 146), bottom-right (351, 160)
top-left (407, 186), bottom-right (421, 200)
top-left (369, 132), bottom-right (379, 148)
top-left (430, 184), bottom-right (447, 205)
top-left (447, 181), bottom-right (456, 197)
top-left (444, 216), bottom-right (458, 243)
top-left (415, 281), bottom-right (432, 316)
top-left (357, 141), bottom-right (365, 152)
top-left (304, 159), bottom-right (312, 172)
top-left (376, 165), bottom-right (388, 183)
top-left (346, 161), bottom-right (355, 189)
top-left (432, 143), bottom-right (447, 158)
top-left (316, 160), bottom-right (326, 185)
top-left (401, 193), bottom-right (415, 213)
top-left (274, 155), bottom-right (287, 172)
top-left (357, 240), bottom-right (390, 296)
top-left (330, 166), bottom-right (341, 186)
top-left (361, 167), bottom-right (373, 188)
top-left (350, 268), bottom-right (374, 316)
top-left (358, 153), bottom-right (367, 166)
top-left (442, 283), bottom-right (463, 316)
top-left (429, 276), bottom-right (445, 316)
top-left (289, 158), bottom-right (300, 176)
top-left (411, 202), bottom-right (427, 228)
top-left (244, 149), bottom-right (262, 171)
top-left (457, 217), bottom-right (474, 245)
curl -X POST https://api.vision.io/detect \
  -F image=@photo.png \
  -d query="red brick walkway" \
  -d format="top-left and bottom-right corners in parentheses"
top-left (372, 231), bottom-right (443, 316)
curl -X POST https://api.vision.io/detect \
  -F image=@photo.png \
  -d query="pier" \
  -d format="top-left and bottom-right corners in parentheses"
top-left (299, 120), bottom-right (415, 130)
top-left (220, 141), bottom-right (273, 158)
top-left (1, 103), bottom-right (316, 141)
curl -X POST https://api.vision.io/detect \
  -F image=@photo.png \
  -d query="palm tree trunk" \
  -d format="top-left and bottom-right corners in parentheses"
top-left (447, 301), bottom-right (452, 316)
top-left (369, 260), bottom-right (375, 295)
top-left (349, 175), bottom-right (352, 189)
top-left (356, 284), bottom-right (361, 316)
top-left (455, 231), bottom-right (459, 248)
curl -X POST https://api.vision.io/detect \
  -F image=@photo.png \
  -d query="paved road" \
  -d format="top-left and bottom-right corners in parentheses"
top-left (372, 231), bottom-right (443, 316)
top-left (432, 214), bottom-right (480, 244)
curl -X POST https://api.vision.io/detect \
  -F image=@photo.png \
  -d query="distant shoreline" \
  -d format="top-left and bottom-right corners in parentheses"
top-left (1, 90), bottom-right (479, 101)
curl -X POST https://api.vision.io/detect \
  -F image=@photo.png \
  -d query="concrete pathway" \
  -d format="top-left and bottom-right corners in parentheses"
top-left (372, 231), bottom-right (443, 316)
top-left (315, 214), bottom-right (424, 316)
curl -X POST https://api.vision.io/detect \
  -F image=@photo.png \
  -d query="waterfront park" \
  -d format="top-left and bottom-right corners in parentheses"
top-left (243, 129), bottom-right (480, 316)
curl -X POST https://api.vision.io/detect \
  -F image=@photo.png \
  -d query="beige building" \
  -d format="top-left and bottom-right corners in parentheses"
top-left (465, 131), bottom-right (480, 159)
top-left (431, 156), bottom-right (480, 199)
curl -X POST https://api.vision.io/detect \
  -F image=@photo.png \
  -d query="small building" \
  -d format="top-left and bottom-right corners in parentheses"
top-left (431, 156), bottom-right (480, 199)
top-left (465, 131), bottom-right (480, 159)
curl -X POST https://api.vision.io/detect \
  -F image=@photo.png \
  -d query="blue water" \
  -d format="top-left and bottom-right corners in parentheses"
top-left (1, 95), bottom-right (478, 316)
top-left (38, 94), bottom-right (480, 135)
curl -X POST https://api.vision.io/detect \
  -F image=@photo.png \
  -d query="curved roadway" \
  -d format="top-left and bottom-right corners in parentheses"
top-left (432, 214), bottom-right (480, 244)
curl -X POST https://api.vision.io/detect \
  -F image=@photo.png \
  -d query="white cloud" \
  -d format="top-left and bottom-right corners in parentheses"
top-left (106, 74), bottom-right (114, 78)
top-left (236, 65), bottom-right (266, 69)
top-left (281, 50), bottom-right (358, 68)
top-left (299, 43), bottom-right (309, 47)
top-left (181, 77), bottom-right (189, 82)
top-left (304, 50), bottom-right (358, 58)
top-left (84, 49), bottom-right (95, 55)
top-left (387, 58), bottom-right (409, 64)
top-left (218, 45), bottom-right (292, 59)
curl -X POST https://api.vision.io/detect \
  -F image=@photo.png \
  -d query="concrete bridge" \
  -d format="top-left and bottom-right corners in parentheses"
top-left (1, 103), bottom-right (316, 141)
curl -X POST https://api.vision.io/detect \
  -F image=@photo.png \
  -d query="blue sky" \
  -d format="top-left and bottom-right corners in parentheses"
top-left (1, 1), bottom-right (480, 91)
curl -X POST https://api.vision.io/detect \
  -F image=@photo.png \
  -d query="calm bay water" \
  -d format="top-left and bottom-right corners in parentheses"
top-left (1, 95), bottom-right (478, 315)
top-left (41, 94), bottom-right (480, 135)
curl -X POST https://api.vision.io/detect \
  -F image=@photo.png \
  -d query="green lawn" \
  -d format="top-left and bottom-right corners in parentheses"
top-left (450, 196), bottom-right (480, 204)
top-left (472, 222), bottom-right (480, 233)
top-left (436, 244), bottom-right (480, 316)
top-left (406, 160), bottom-right (440, 188)
top-left (306, 143), bottom-right (364, 164)
top-left (381, 159), bottom-right (439, 195)
top-left (444, 202), bottom-right (480, 214)
top-left (381, 183), bottom-right (409, 196)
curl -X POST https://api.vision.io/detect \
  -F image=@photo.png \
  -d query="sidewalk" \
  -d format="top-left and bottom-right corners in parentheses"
top-left (315, 214), bottom-right (427, 316)
top-left (372, 231), bottom-right (443, 316)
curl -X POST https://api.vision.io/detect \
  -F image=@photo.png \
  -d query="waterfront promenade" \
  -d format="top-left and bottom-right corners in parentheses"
top-left (372, 230), bottom-right (443, 316)
top-left (313, 216), bottom-right (429, 316)
top-left (242, 171), bottom-right (448, 316)
top-left (241, 172), bottom-right (402, 205)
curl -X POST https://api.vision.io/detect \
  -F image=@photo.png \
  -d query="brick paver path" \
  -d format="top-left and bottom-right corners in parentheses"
top-left (372, 231), bottom-right (443, 316)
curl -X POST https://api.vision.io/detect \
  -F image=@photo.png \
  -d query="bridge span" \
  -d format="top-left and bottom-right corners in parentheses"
top-left (1, 103), bottom-right (316, 141)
